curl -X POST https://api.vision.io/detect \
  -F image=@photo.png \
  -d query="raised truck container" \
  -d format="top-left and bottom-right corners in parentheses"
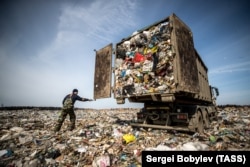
top-left (93, 13), bottom-right (219, 133)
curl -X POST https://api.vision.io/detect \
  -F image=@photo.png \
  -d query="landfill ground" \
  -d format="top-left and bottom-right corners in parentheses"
top-left (0, 106), bottom-right (249, 167)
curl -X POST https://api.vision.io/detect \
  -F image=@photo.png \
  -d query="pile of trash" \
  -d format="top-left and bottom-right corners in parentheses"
top-left (0, 106), bottom-right (249, 166)
top-left (114, 20), bottom-right (176, 97)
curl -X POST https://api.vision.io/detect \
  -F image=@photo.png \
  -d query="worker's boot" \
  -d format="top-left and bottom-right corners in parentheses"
top-left (67, 124), bottom-right (75, 131)
top-left (54, 123), bottom-right (62, 132)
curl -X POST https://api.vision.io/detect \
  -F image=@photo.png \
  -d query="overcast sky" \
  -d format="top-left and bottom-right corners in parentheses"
top-left (0, 0), bottom-right (249, 109)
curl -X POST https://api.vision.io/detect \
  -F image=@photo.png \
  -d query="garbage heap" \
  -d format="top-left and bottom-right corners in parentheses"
top-left (0, 106), bottom-right (249, 167)
top-left (114, 20), bottom-right (176, 97)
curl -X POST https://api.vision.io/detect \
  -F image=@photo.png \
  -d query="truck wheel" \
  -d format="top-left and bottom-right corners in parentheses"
top-left (188, 114), bottom-right (196, 132)
top-left (202, 111), bottom-right (210, 129)
top-left (196, 111), bottom-right (204, 134)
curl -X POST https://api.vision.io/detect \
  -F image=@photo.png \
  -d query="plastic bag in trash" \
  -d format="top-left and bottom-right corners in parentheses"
top-left (0, 149), bottom-right (13, 157)
top-left (92, 155), bottom-right (110, 167)
top-left (181, 142), bottom-right (209, 151)
top-left (122, 134), bottom-right (136, 144)
top-left (133, 52), bottom-right (145, 62)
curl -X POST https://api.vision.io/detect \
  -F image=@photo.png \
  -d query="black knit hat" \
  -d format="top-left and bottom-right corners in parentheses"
top-left (73, 89), bottom-right (78, 93)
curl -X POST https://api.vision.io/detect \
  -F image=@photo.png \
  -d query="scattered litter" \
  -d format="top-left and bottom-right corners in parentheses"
top-left (0, 106), bottom-right (249, 166)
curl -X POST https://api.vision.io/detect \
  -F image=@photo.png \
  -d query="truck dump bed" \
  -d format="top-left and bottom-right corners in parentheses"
top-left (94, 13), bottom-right (213, 104)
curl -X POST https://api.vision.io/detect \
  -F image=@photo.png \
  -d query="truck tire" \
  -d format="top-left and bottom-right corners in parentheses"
top-left (196, 111), bottom-right (204, 134)
top-left (202, 110), bottom-right (210, 129)
top-left (188, 110), bottom-right (204, 133)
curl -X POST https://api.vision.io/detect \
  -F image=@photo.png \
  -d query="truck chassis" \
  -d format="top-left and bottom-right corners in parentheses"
top-left (131, 102), bottom-right (217, 133)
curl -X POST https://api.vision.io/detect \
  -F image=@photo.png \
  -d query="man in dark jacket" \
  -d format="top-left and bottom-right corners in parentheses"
top-left (54, 89), bottom-right (93, 132)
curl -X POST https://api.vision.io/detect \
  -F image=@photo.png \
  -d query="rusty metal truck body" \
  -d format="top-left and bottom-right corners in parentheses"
top-left (93, 13), bottom-right (219, 133)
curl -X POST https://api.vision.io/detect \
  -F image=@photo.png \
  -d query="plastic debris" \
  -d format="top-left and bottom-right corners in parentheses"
top-left (92, 155), bottom-right (110, 167)
top-left (0, 149), bottom-right (9, 157)
top-left (180, 142), bottom-right (209, 151)
top-left (114, 20), bottom-right (176, 98)
top-left (0, 106), bottom-right (249, 166)
top-left (123, 134), bottom-right (136, 144)
top-left (209, 135), bottom-right (217, 143)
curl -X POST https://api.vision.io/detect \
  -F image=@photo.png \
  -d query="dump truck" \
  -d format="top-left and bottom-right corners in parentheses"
top-left (93, 13), bottom-right (219, 133)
